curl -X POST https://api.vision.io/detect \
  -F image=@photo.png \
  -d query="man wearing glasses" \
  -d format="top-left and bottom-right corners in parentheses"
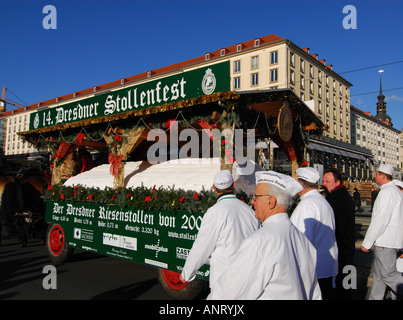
top-left (208, 171), bottom-right (321, 300)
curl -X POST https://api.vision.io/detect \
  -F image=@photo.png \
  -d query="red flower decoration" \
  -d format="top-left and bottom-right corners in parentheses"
top-left (47, 185), bottom-right (53, 190)
top-left (193, 193), bottom-right (199, 200)
top-left (300, 160), bottom-right (309, 167)
top-left (76, 133), bottom-right (86, 144)
top-left (179, 196), bottom-right (185, 203)
top-left (126, 193), bottom-right (131, 198)
top-left (111, 195), bottom-right (116, 201)
top-left (88, 194), bottom-right (94, 200)
top-left (60, 193), bottom-right (65, 200)
top-left (114, 135), bottom-right (122, 142)
top-left (145, 196), bottom-right (152, 202)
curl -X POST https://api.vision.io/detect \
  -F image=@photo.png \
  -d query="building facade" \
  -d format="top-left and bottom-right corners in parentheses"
top-left (350, 105), bottom-right (401, 178)
top-left (227, 40), bottom-right (352, 142)
top-left (4, 112), bottom-right (38, 156)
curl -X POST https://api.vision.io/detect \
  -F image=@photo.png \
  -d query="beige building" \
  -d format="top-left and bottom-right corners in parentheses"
top-left (1, 34), bottom-right (352, 156)
top-left (400, 131), bottom-right (403, 177)
top-left (226, 37), bottom-right (352, 142)
top-left (4, 112), bottom-right (37, 156)
top-left (351, 106), bottom-right (401, 178)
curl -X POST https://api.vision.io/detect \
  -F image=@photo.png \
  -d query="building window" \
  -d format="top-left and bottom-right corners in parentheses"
top-left (237, 44), bottom-right (242, 52)
top-left (234, 77), bottom-right (240, 89)
top-left (290, 70), bottom-right (295, 85)
top-left (270, 51), bottom-right (278, 64)
top-left (251, 73), bottom-right (259, 86)
top-left (255, 39), bottom-right (260, 47)
top-left (290, 52), bottom-right (295, 67)
top-left (300, 75), bottom-right (305, 90)
top-left (251, 56), bottom-right (259, 69)
top-left (309, 64), bottom-right (314, 78)
top-left (270, 69), bottom-right (278, 83)
top-left (234, 60), bottom-right (241, 73)
top-left (300, 59), bottom-right (305, 73)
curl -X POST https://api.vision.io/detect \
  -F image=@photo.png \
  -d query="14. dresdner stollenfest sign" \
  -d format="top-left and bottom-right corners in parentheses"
top-left (48, 201), bottom-right (210, 280)
top-left (30, 61), bottom-right (230, 131)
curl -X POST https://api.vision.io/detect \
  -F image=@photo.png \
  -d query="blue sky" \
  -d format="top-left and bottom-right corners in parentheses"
top-left (1, 0), bottom-right (403, 129)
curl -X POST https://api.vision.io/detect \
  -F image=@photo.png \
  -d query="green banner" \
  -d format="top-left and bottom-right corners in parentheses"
top-left (46, 201), bottom-right (210, 280)
top-left (30, 62), bottom-right (230, 131)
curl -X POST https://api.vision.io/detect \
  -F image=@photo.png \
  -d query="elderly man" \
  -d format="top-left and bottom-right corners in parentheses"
top-left (208, 171), bottom-right (321, 300)
top-left (291, 167), bottom-right (338, 299)
top-left (361, 164), bottom-right (403, 300)
top-left (180, 170), bottom-right (259, 289)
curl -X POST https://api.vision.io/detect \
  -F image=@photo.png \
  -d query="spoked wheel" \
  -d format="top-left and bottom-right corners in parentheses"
top-left (157, 269), bottom-right (208, 300)
top-left (46, 223), bottom-right (74, 264)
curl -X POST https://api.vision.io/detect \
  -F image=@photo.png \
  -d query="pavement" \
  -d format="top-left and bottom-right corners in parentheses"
top-left (352, 205), bottom-right (373, 300)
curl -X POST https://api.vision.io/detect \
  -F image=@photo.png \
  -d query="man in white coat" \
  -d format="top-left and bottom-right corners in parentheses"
top-left (180, 170), bottom-right (259, 289)
top-left (290, 167), bottom-right (338, 299)
top-left (208, 171), bottom-right (322, 300)
top-left (361, 164), bottom-right (403, 300)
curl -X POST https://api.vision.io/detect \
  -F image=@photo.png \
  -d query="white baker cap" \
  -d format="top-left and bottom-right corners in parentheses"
top-left (378, 164), bottom-right (393, 176)
top-left (296, 167), bottom-right (320, 184)
top-left (255, 171), bottom-right (302, 197)
top-left (393, 180), bottom-right (403, 189)
top-left (214, 170), bottom-right (234, 189)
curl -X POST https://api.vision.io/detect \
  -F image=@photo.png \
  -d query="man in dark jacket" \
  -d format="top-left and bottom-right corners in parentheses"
top-left (322, 168), bottom-right (355, 299)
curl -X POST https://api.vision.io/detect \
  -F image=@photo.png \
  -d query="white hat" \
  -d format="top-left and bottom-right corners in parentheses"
top-left (255, 171), bottom-right (302, 197)
top-left (296, 167), bottom-right (320, 184)
top-left (393, 180), bottom-right (403, 189)
top-left (378, 164), bottom-right (393, 176)
top-left (214, 170), bottom-right (234, 189)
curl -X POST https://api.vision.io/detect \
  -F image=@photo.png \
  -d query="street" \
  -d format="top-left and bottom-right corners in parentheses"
top-left (0, 209), bottom-right (374, 301)
top-left (0, 235), bottom-right (168, 300)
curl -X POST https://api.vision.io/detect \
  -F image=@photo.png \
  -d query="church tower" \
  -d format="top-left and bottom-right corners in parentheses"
top-left (375, 69), bottom-right (393, 126)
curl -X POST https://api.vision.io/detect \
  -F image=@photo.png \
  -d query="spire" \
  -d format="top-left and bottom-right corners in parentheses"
top-left (375, 69), bottom-right (392, 126)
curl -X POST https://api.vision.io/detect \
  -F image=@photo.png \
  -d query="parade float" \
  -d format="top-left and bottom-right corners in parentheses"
top-left (19, 61), bottom-right (324, 299)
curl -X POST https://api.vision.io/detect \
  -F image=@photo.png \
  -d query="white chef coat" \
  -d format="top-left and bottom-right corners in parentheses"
top-left (208, 213), bottom-right (322, 300)
top-left (290, 189), bottom-right (338, 279)
top-left (181, 194), bottom-right (259, 287)
top-left (362, 181), bottom-right (403, 249)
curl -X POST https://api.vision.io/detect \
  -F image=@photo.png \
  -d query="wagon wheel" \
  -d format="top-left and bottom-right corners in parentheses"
top-left (46, 223), bottom-right (74, 264)
top-left (157, 268), bottom-right (208, 300)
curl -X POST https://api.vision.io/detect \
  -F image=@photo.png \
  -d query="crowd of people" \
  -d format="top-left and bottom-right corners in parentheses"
top-left (180, 164), bottom-right (403, 300)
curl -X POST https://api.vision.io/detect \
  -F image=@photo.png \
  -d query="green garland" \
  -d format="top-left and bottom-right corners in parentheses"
top-left (45, 184), bottom-right (252, 214)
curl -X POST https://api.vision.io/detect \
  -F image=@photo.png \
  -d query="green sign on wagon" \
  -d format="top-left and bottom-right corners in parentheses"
top-left (46, 201), bottom-right (210, 280)
top-left (30, 61), bottom-right (230, 131)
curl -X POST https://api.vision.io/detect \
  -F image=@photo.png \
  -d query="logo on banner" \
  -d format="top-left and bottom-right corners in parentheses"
top-left (201, 68), bottom-right (216, 95)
